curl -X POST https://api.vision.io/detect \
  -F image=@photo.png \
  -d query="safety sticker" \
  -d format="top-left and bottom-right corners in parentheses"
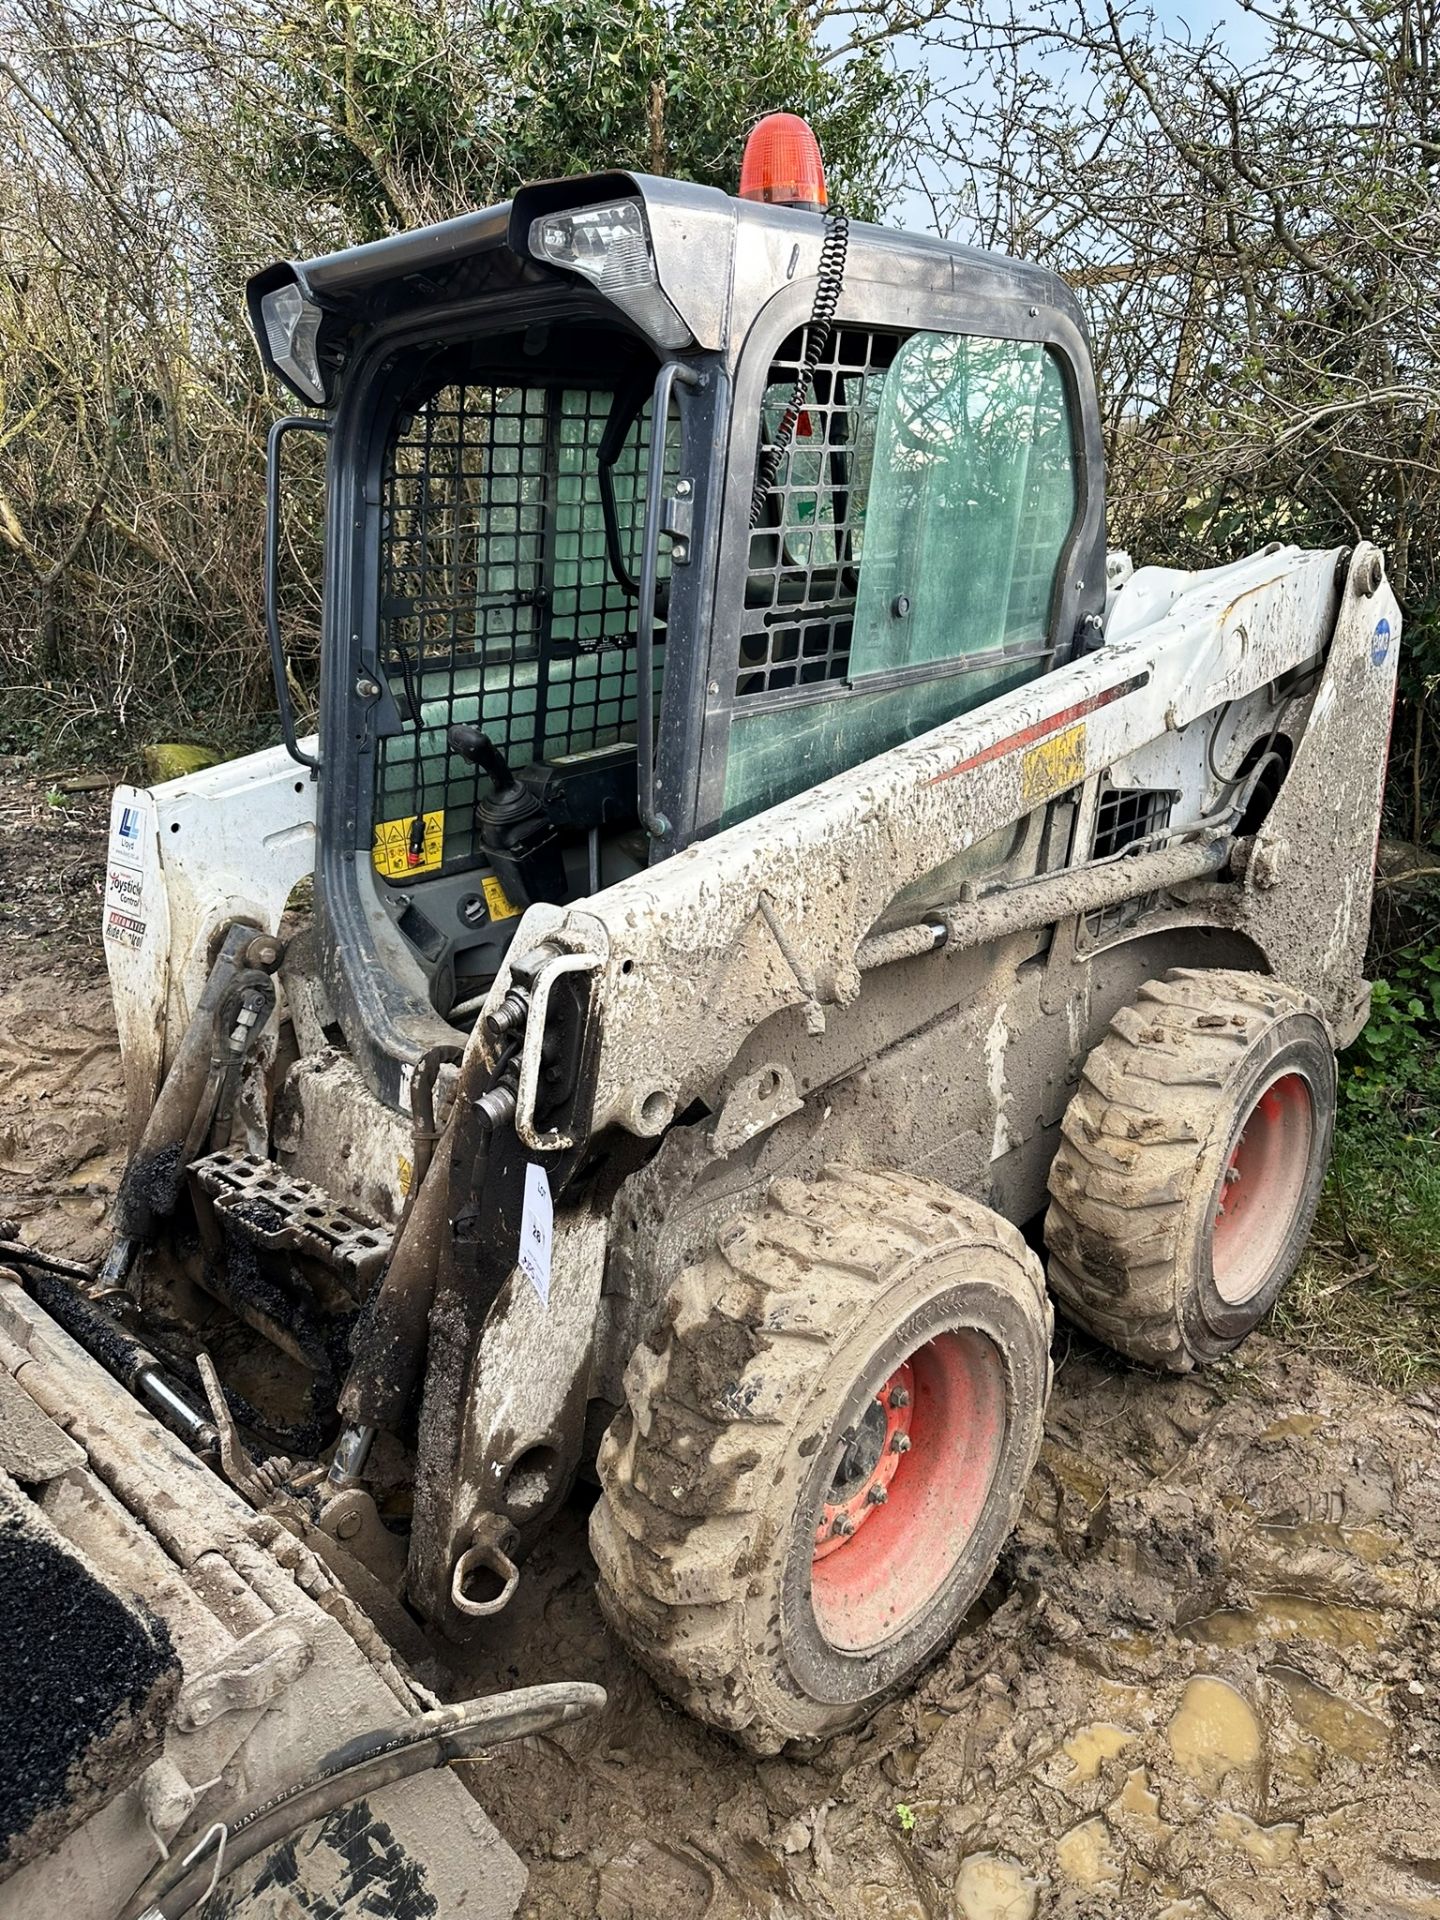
top-left (481, 873), bottom-right (520, 921)
top-left (108, 798), bottom-right (149, 871)
top-left (373, 809), bottom-right (444, 879)
top-left (1372, 618), bottom-right (1393, 668)
top-left (518, 1161), bottom-right (553, 1306)
top-left (104, 907), bottom-right (147, 951)
top-left (1020, 721), bottom-right (1087, 803)
top-left (397, 1155), bottom-right (413, 1199)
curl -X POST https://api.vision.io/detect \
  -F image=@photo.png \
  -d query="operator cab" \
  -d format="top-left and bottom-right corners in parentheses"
top-left (249, 118), bottom-right (1105, 1107)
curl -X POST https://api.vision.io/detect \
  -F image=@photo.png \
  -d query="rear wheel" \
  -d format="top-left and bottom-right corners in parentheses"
top-left (1044, 968), bottom-right (1336, 1370)
top-left (590, 1166), bottom-right (1052, 1753)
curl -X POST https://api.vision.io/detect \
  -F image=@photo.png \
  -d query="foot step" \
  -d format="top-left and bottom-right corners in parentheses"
top-left (190, 1150), bottom-right (391, 1288)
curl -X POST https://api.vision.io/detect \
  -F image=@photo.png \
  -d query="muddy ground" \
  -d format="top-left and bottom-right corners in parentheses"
top-left (4, 774), bottom-right (1440, 1920)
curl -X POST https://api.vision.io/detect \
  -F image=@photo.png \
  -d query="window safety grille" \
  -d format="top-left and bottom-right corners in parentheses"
top-left (1084, 785), bottom-right (1175, 938)
top-left (374, 380), bottom-right (668, 877)
top-left (738, 325), bottom-right (896, 698)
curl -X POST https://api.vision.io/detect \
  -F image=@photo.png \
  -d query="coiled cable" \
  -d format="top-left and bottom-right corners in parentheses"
top-left (749, 210), bottom-right (849, 526)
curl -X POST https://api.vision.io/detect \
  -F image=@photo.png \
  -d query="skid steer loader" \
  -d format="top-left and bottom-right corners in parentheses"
top-left (4, 112), bottom-right (1402, 1900)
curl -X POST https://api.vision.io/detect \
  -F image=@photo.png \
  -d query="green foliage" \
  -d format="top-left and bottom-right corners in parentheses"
top-left (1273, 932), bottom-right (1440, 1387)
top-left (256, 0), bottom-right (912, 237)
top-left (1340, 949), bottom-right (1440, 1117)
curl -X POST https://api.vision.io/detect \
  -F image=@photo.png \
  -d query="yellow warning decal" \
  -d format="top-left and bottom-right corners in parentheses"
top-left (481, 872), bottom-right (521, 921)
top-left (1020, 722), bottom-right (1086, 804)
top-left (397, 1155), bottom-right (413, 1199)
top-left (373, 809), bottom-right (444, 879)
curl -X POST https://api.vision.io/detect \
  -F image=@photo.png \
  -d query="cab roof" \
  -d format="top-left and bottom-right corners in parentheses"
top-left (247, 171), bottom-right (1082, 407)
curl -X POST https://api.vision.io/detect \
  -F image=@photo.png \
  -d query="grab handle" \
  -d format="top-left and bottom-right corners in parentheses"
top-left (265, 414), bottom-right (329, 773)
top-left (634, 360), bottom-right (699, 840)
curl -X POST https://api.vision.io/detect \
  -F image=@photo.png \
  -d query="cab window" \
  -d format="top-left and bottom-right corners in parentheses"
top-left (723, 325), bottom-right (1078, 827)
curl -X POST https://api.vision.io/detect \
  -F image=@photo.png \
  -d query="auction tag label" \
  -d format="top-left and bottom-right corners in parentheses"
top-left (372, 809), bottom-right (444, 879)
top-left (1020, 721), bottom-right (1087, 803)
top-left (518, 1161), bottom-right (553, 1307)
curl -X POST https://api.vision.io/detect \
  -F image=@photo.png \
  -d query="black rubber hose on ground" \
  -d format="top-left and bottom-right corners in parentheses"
top-left (122, 1681), bottom-right (606, 1920)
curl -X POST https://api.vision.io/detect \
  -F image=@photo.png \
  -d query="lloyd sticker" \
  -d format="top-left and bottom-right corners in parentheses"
top-left (1372, 617), bottom-right (1393, 667)
top-left (373, 809), bottom-right (444, 880)
top-left (109, 799), bottom-right (149, 871)
top-left (517, 1161), bottom-right (553, 1306)
top-left (1020, 721), bottom-right (1086, 803)
top-left (104, 907), bottom-right (147, 951)
top-left (481, 873), bottom-right (520, 921)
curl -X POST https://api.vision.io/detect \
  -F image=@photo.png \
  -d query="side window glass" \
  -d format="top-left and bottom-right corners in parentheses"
top-left (723, 330), bottom-right (1079, 829)
top-left (739, 328), bottom-right (893, 697)
top-left (851, 335), bottom-right (1076, 676)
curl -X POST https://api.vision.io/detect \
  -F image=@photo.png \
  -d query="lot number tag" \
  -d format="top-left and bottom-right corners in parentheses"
top-left (519, 1162), bottom-right (553, 1306)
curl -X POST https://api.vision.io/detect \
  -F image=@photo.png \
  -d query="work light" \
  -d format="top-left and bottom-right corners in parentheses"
top-left (260, 282), bottom-right (326, 404)
top-left (528, 197), bottom-right (689, 348)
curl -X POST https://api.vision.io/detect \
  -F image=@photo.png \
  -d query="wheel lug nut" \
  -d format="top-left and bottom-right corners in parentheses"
top-left (833, 1515), bottom-right (855, 1537)
top-left (1225, 1167), bottom-right (1241, 1186)
top-left (888, 1387), bottom-right (909, 1409)
top-left (867, 1486), bottom-right (888, 1505)
top-left (891, 1432), bottom-right (911, 1454)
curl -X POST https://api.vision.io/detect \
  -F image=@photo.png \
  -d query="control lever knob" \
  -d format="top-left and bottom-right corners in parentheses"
top-left (447, 724), bottom-right (513, 790)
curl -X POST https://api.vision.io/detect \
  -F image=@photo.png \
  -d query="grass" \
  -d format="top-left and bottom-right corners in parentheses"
top-left (1271, 1058), bottom-right (1440, 1394)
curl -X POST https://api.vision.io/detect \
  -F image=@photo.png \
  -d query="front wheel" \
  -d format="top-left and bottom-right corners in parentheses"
top-left (590, 1166), bottom-right (1052, 1753)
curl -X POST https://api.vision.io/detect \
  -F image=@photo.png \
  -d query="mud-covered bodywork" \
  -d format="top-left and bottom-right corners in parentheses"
top-left (42, 153), bottom-right (1397, 1822)
top-left (96, 535), bottom-right (1399, 1639)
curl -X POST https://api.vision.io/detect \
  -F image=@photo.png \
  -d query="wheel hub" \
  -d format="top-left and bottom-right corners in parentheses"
top-left (1211, 1070), bottom-right (1315, 1305)
top-left (813, 1363), bottom-right (913, 1558)
top-left (807, 1329), bottom-right (1006, 1653)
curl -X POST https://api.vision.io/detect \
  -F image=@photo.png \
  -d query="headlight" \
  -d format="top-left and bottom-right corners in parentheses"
top-left (528, 198), bottom-right (690, 349)
top-left (260, 282), bottom-right (325, 404)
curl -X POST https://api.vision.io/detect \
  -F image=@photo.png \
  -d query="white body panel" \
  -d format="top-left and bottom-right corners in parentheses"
top-left (104, 741), bottom-right (318, 1140)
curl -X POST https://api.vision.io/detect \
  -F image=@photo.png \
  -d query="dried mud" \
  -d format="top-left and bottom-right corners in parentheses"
top-left (4, 774), bottom-right (1439, 1920)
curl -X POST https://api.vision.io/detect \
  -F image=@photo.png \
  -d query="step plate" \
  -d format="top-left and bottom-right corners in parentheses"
top-left (191, 1149), bottom-right (392, 1287)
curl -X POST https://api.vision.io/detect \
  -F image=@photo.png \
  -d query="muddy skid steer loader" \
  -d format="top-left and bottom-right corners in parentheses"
top-left (2, 110), bottom-right (1401, 1911)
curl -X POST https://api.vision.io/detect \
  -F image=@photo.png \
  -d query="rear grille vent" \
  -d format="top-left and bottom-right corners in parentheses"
top-left (1084, 785), bottom-right (1175, 938)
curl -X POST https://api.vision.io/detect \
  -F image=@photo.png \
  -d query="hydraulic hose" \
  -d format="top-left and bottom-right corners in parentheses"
top-left (123, 1681), bottom-right (606, 1920)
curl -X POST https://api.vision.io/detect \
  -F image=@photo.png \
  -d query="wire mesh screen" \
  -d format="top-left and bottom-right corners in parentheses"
top-left (737, 325), bottom-right (894, 698)
top-left (1084, 785), bottom-right (1175, 938)
top-left (374, 380), bottom-right (665, 876)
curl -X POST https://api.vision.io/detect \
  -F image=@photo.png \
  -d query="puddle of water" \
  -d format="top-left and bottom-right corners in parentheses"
top-left (1063, 1722), bottom-right (1137, 1782)
top-left (953, 1853), bottom-right (1038, 1920)
top-left (1183, 1592), bottom-right (1382, 1652)
top-left (1114, 1766), bottom-right (1172, 1846)
top-left (1215, 1809), bottom-right (1299, 1867)
top-left (1256, 1520), bottom-right (1397, 1565)
top-left (1167, 1676), bottom-right (1262, 1791)
top-left (1055, 1815), bottom-right (1123, 1890)
top-left (1269, 1665), bottom-right (1391, 1762)
top-left (1257, 1413), bottom-right (1323, 1441)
